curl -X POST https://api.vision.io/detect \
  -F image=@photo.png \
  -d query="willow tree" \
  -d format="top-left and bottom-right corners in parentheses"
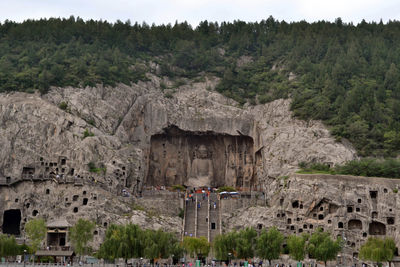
top-left (69, 219), bottom-right (95, 259)
top-left (183, 236), bottom-right (210, 259)
top-left (213, 231), bottom-right (238, 261)
top-left (256, 227), bottom-right (284, 264)
top-left (0, 234), bottom-right (23, 259)
top-left (25, 218), bottom-right (47, 254)
top-left (360, 237), bottom-right (396, 267)
top-left (97, 224), bottom-right (145, 262)
top-left (287, 234), bottom-right (309, 262)
top-left (307, 229), bottom-right (341, 266)
top-left (236, 227), bottom-right (257, 260)
top-left (144, 229), bottom-right (181, 263)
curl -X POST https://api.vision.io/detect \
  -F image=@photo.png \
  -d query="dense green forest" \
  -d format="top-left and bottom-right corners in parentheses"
top-left (299, 159), bottom-right (400, 179)
top-left (1, 16), bottom-right (400, 156)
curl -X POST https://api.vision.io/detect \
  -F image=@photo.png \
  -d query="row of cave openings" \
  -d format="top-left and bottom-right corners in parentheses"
top-left (281, 194), bottom-right (394, 237)
top-left (19, 156), bottom-right (130, 189)
top-left (285, 217), bottom-right (388, 236)
top-left (1, 190), bottom-right (96, 236)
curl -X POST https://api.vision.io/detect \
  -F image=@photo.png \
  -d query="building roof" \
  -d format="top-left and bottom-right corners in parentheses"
top-left (47, 219), bottom-right (71, 228)
top-left (36, 250), bottom-right (74, 257)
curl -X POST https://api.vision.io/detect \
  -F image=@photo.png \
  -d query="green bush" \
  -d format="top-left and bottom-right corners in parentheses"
top-left (40, 256), bottom-right (54, 263)
top-left (172, 184), bottom-right (186, 191)
top-left (87, 118), bottom-right (95, 126)
top-left (178, 208), bottom-right (184, 219)
top-left (217, 186), bottom-right (236, 192)
top-left (335, 158), bottom-right (400, 178)
top-left (164, 92), bottom-right (173, 98)
top-left (297, 162), bottom-right (332, 174)
top-left (87, 162), bottom-right (106, 174)
top-left (58, 102), bottom-right (68, 110)
top-left (299, 158), bottom-right (400, 179)
top-left (160, 81), bottom-right (167, 90)
top-left (82, 129), bottom-right (94, 139)
top-left (258, 94), bottom-right (272, 104)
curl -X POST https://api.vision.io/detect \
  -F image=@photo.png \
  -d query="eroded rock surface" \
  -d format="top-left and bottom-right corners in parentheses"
top-left (0, 75), bottom-right (357, 249)
top-left (223, 174), bottom-right (400, 264)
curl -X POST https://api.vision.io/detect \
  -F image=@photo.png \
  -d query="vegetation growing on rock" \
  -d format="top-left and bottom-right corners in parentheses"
top-left (1, 17), bottom-right (400, 156)
top-left (299, 158), bottom-right (400, 178)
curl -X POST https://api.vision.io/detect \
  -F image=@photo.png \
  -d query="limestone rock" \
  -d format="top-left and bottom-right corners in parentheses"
top-left (0, 74), bottom-right (357, 249)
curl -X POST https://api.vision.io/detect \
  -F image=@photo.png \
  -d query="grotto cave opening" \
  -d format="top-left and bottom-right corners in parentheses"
top-left (2, 209), bottom-right (21, 235)
top-left (147, 126), bottom-right (256, 189)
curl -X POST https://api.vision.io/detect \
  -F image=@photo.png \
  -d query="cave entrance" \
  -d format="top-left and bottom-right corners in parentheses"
top-left (147, 126), bottom-right (255, 188)
top-left (22, 167), bottom-right (35, 179)
top-left (47, 232), bottom-right (67, 247)
top-left (369, 221), bottom-right (386, 235)
top-left (348, 219), bottom-right (362, 230)
top-left (2, 209), bottom-right (21, 235)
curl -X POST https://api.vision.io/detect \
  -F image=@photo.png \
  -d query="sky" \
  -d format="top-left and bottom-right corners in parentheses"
top-left (1, 0), bottom-right (400, 26)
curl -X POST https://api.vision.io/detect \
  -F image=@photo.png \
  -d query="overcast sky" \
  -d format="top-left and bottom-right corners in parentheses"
top-left (1, 0), bottom-right (400, 26)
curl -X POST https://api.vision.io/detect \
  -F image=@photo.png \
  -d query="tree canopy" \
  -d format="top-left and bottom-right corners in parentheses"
top-left (69, 218), bottom-right (95, 257)
top-left (97, 224), bottom-right (145, 261)
top-left (2, 17), bottom-right (400, 156)
top-left (287, 234), bottom-right (309, 262)
top-left (182, 236), bottom-right (210, 259)
top-left (307, 229), bottom-right (342, 266)
top-left (256, 227), bottom-right (284, 263)
top-left (213, 230), bottom-right (238, 261)
top-left (24, 218), bottom-right (47, 253)
top-left (359, 237), bottom-right (396, 265)
top-left (0, 234), bottom-right (26, 258)
top-left (97, 224), bottom-right (181, 263)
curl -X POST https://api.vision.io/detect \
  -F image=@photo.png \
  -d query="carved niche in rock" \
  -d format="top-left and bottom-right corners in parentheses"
top-left (348, 219), bottom-right (362, 230)
top-left (146, 126), bottom-right (255, 188)
top-left (188, 145), bottom-right (214, 187)
top-left (369, 221), bottom-right (386, 235)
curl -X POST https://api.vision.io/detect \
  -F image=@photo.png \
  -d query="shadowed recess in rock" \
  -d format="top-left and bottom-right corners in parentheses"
top-left (2, 209), bottom-right (21, 235)
top-left (147, 126), bottom-right (256, 188)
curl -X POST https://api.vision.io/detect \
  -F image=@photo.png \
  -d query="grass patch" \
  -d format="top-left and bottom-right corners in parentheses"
top-left (217, 186), bottom-right (236, 192)
top-left (82, 129), bottom-right (94, 139)
top-left (298, 159), bottom-right (400, 179)
top-left (172, 184), bottom-right (186, 191)
top-left (296, 170), bottom-right (333, 175)
top-left (87, 161), bottom-right (106, 174)
top-left (131, 203), bottom-right (145, 211)
top-left (58, 101), bottom-right (68, 110)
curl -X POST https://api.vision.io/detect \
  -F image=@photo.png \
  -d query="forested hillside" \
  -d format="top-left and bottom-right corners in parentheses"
top-left (1, 16), bottom-right (400, 156)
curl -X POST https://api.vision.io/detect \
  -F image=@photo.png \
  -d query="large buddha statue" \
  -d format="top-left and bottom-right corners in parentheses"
top-left (186, 145), bottom-right (214, 187)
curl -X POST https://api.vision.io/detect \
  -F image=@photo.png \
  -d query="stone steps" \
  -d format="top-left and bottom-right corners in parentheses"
top-left (209, 193), bottom-right (220, 241)
top-left (196, 196), bottom-right (208, 238)
top-left (184, 199), bottom-right (196, 238)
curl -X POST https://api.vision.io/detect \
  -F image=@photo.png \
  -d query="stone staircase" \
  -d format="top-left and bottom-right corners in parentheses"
top-left (183, 192), bottom-right (221, 242)
top-left (184, 197), bottom-right (196, 237)
top-left (196, 193), bottom-right (208, 238)
top-left (209, 192), bottom-right (220, 241)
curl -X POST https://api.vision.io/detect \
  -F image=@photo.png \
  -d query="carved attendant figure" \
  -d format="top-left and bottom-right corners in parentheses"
top-left (243, 154), bottom-right (254, 190)
top-left (186, 145), bottom-right (214, 187)
top-left (225, 149), bottom-right (237, 187)
top-left (165, 159), bottom-right (178, 185)
top-left (149, 153), bottom-right (161, 186)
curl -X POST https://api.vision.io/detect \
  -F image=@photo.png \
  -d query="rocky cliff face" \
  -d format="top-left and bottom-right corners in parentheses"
top-left (0, 74), bottom-right (356, 245)
top-left (223, 174), bottom-right (400, 265)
